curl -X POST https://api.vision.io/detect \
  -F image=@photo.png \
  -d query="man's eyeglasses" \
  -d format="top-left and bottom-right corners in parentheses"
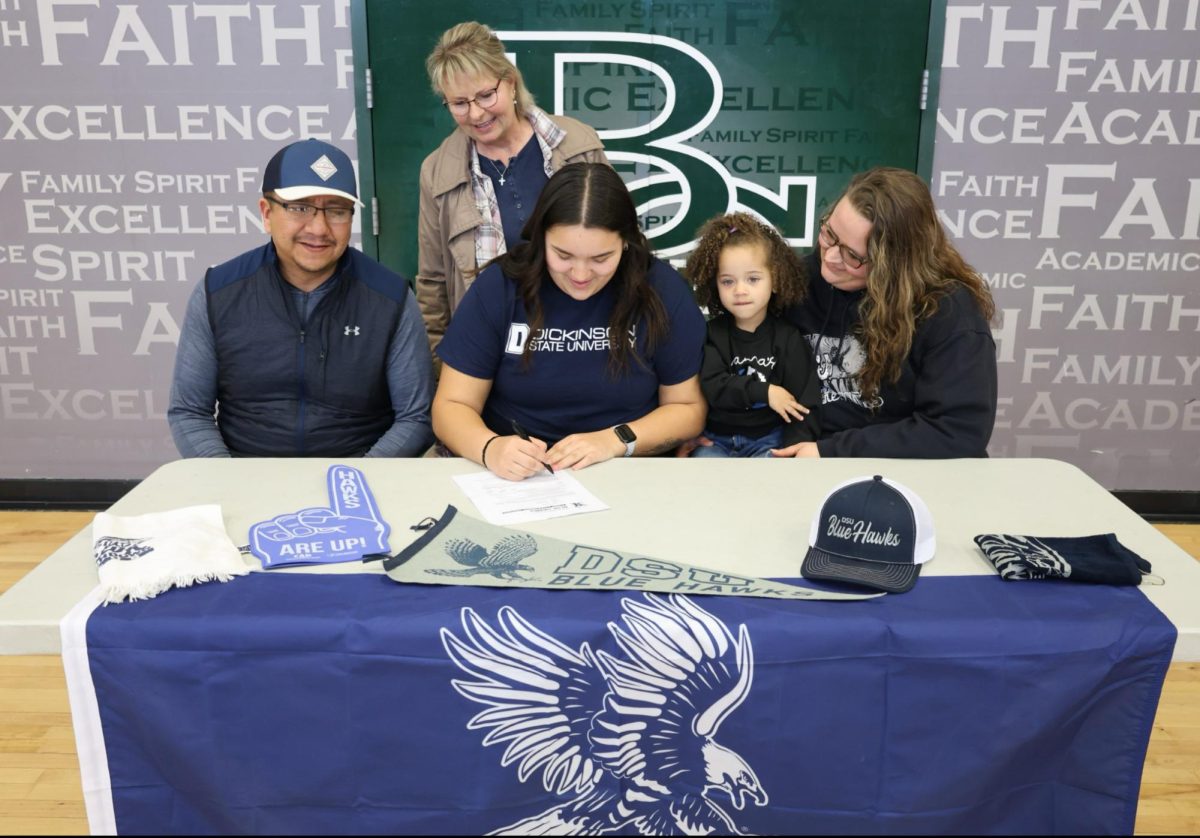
top-left (266, 196), bottom-right (354, 225)
top-left (443, 81), bottom-right (503, 117)
top-left (818, 214), bottom-right (870, 269)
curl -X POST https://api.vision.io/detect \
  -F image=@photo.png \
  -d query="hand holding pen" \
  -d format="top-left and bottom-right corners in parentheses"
top-left (512, 420), bottom-right (555, 475)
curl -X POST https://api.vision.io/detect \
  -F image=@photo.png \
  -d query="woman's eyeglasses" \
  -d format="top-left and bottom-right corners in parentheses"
top-left (818, 215), bottom-right (870, 269)
top-left (443, 81), bottom-right (503, 117)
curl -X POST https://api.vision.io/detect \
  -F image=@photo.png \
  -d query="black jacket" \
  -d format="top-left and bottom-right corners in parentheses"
top-left (783, 252), bottom-right (997, 458)
top-left (700, 314), bottom-right (820, 445)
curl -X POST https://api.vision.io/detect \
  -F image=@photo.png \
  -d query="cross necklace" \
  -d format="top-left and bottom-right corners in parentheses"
top-left (485, 155), bottom-right (511, 186)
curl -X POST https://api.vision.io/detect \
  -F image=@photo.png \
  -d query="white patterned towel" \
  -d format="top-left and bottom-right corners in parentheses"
top-left (93, 504), bottom-right (249, 604)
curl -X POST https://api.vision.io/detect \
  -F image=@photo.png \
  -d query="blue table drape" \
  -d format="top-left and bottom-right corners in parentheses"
top-left (83, 573), bottom-right (1175, 835)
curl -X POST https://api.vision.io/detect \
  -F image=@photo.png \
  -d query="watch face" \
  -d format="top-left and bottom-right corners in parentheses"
top-left (615, 424), bottom-right (636, 444)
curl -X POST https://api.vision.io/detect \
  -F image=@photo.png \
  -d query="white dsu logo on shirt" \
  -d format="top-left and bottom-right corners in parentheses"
top-left (505, 323), bottom-right (636, 354)
top-left (506, 324), bottom-right (530, 354)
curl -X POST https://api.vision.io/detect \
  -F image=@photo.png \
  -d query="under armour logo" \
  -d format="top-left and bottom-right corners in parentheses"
top-left (344, 326), bottom-right (360, 336)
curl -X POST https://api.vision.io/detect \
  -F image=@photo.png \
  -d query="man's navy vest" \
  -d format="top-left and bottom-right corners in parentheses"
top-left (205, 244), bottom-right (406, 457)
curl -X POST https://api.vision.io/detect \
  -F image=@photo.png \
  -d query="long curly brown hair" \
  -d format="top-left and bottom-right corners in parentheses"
top-left (685, 212), bottom-right (807, 317)
top-left (497, 163), bottom-right (666, 376)
top-left (840, 168), bottom-right (996, 402)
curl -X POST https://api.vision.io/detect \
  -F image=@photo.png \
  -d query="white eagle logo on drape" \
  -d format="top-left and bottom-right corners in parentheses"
top-left (440, 593), bottom-right (767, 835)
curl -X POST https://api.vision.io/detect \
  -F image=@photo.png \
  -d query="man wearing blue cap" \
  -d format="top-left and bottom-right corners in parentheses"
top-left (168, 139), bottom-right (435, 458)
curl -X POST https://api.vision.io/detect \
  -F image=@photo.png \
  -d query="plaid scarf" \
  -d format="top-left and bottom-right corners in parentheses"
top-left (468, 107), bottom-right (566, 268)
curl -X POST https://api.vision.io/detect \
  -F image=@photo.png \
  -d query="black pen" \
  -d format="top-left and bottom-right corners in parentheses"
top-left (512, 420), bottom-right (555, 475)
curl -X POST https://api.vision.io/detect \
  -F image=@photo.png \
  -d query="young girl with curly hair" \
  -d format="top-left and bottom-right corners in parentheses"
top-left (685, 212), bottom-right (821, 458)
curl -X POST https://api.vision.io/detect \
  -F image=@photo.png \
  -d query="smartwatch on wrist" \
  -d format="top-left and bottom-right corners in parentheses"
top-left (614, 424), bottom-right (637, 458)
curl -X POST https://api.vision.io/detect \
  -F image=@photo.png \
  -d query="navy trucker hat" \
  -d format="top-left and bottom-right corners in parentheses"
top-left (802, 475), bottom-right (936, 593)
top-left (261, 139), bottom-right (360, 204)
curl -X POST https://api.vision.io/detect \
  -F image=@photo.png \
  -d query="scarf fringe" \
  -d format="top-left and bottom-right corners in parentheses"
top-left (101, 569), bottom-right (246, 605)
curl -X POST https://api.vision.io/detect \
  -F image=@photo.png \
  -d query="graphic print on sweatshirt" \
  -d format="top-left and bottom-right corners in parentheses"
top-left (807, 333), bottom-right (883, 410)
top-left (732, 353), bottom-right (773, 407)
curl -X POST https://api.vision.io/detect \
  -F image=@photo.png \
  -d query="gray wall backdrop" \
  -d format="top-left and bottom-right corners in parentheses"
top-left (0, 0), bottom-right (1196, 490)
top-left (934, 0), bottom-right (1198, 490)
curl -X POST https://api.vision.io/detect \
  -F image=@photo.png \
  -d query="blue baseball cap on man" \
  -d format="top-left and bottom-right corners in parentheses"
top-left (261, 138), bottom-right (360, 205)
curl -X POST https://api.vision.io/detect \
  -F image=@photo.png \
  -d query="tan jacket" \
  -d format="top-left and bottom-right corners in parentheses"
top-left (415, 114), bottom-right (608, 361)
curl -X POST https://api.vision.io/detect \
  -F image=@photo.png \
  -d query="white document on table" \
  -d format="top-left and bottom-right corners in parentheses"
top-left (452, 470), bottom-right (609, 524)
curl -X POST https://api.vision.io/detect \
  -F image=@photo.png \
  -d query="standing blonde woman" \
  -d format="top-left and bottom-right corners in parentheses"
top-left (418, 22), bottom-right (609, 363)
top-left (773, 167), bottom-right (997, 458)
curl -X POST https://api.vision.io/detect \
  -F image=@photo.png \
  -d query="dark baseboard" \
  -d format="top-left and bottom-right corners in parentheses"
top-left (1112, 490), bottom-right (1200, 523)
top-left (0, 479), bottom-right (140, 510)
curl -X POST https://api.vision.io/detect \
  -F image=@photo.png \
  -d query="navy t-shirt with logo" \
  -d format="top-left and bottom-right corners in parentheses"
top-left (437, 259), bottom-right (705, 445)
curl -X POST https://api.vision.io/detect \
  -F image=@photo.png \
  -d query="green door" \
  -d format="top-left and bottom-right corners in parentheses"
top-left (355, 0), bottom-right (939, 274)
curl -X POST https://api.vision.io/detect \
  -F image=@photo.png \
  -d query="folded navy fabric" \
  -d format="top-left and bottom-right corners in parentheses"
top-left (973, 533), bottom-right (1153, 585)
